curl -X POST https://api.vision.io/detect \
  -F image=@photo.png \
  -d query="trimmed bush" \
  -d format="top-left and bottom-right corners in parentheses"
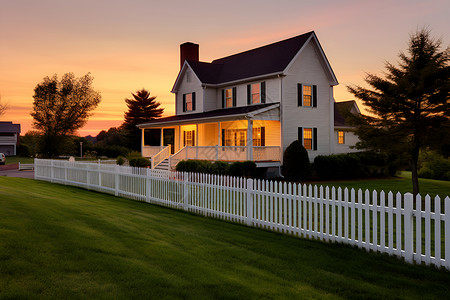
top-left (418, 151), bottom-right (450, 181)
top-left (129, 157), bottom-right (151, 168)
top-left (313, 151), bottom-right (398, 180)
top-left (175, 160), bottom-right (257, 178)
top-left (282, 140), bottom-right (311, 182)
top-left (116, 156), bottom-right (126, 166)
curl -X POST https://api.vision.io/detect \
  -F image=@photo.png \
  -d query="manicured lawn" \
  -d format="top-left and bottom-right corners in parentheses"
top-left (1, 177), bottom-right (449, 299)
top-left (309, 171), bottom-right (450, 199)
top-left (4, 156), bottom-right (34, 165)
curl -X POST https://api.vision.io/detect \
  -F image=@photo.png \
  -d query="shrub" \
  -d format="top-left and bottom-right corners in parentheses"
top-left (210, 161), bottom-right (229, 175)
top-left (17, 144), bottom-right (31, 157)
top-left (129, 157), bottom-right (151, 168)
top-left (282, 140), bottom-right (311, 182)
top-left (418, 151), bottom-right (450, 181)
top-left (418, 167), bottom-right (434, 179)
top-left (116, 156), bottom-right (126, 166)
top-left (175, 160), bottom-right (212, 173)
top-left (314, 151), bottom-right (398, 180)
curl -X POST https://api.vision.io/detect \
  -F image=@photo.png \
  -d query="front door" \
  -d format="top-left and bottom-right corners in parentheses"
top-left (163, 128), bottom-right (175, 154)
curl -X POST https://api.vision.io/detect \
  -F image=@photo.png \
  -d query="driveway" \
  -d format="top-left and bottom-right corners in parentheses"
top-left (0, 163), bottom-right (35, 179)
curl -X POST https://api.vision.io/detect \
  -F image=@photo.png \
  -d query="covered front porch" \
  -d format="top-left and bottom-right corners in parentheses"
top-left (138, 104), bottom-right (281, 170)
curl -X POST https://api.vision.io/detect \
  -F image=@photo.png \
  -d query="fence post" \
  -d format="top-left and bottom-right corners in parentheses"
top-left (115, 165), bottom-right (119, 196)
top-left (50, 160), bottom-right (54, 183)
top-left (146, 168), bottom-right (151, 203)
top-left (246, 178), bottom-right (254, 226)
top-left (64, 162), bottom-right (68, 184)
top-left (404, 193), bottom-right (414, 264)
top-left (445, 196), bottom-right (450, 270)
top-left (183, 173), bottom-right (189, 211)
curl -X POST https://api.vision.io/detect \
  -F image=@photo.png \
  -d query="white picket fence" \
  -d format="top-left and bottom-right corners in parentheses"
top-left (34, 159), bottom-right (450, 270)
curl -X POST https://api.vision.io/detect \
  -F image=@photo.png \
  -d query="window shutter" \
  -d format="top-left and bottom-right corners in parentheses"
top-left (183, 131), bottom-right (186, 146)
top-left (261, 127), bottom-right (265, 146)
top-left (247, 85), bottom-right (251, 105)
top-left (313, 85), bottom-right (317, 107)
top-left (182, 94), bottom-right (186, 112)
top-left (261, 82), bottom-right (266, 103)
top-left (232, 87), bottom-right (237, 107)
top-left (298, 127), bottom-right (303, 143)
top-left (222, 89), bottom-right (225, 108)
top-left (297, 84), bottom-right (303, 107)
top-left (192, 130), bottom-right (195, 146)
top-left (221, 129), bottom-right (225, 146)
top-left (313, 128), bottom-right (318, 150)
top-left (192, 92), bottom-right (196, 111)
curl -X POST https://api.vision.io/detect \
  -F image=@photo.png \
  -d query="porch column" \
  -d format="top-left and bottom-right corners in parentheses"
top-left (160, 128), bottom-right (163, 150)
top-left (196, 124), bottom-right (199, 159)
top-left (178, 125), bottom-right (181, 151)
top-left (141, 128), bottom-right (145, 156)
top-left (247, 119), bottom-right (253, 161)
top-left (217, 122), bottom-right (221, 160)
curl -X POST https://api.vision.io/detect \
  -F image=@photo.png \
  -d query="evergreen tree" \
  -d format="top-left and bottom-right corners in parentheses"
top-left (348, 29), bottom-right (449, 196)
top-left (122, 89), bottom-right (164, 150)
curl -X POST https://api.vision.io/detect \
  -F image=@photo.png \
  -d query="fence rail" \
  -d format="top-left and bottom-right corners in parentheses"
top-left (34, 159), bottom-right (450, 270)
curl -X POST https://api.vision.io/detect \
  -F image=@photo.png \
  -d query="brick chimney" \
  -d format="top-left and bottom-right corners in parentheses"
top-left (180, 42), bottom-right (199, 69)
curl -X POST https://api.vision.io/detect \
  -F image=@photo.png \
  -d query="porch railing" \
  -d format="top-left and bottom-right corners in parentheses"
top-left (151, 145), bottom-right (171, 169)
top-left (169, 146), bottom-right (281, 170)
top-left (142, 146), bottom-right (164, 158)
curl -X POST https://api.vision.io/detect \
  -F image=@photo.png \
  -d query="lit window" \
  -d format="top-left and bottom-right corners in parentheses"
top-left (185, 93), bottom-right (193, 111)
top-left (338, 131), bottom-right (345, 144)
top-left (303, 85), bottom-right (312, 107)
top-left (303, 128), bottom-right (312, 150)
top-left (253, 127), bottom-right (262, 146)
top-left (184, 130), bottom-right (194, 146)
top-left (251, 83), bottom-right (260, 104)
top-left (225, 88), bottom-right (233, 108)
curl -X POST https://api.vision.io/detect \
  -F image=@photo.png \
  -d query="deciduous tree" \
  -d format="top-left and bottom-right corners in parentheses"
top-left (348, 29), bottom-right (449, 196)
top-left (31, 73), bottom-right (101, 157)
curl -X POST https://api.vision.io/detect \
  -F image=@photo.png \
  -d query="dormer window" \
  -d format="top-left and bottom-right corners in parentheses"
top-left (183, 92), bottom-right (196, 112)
top-left (247, 82), bottom-right (266, 105)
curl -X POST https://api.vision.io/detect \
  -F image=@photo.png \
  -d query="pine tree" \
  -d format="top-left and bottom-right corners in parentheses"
top-left (122, 89), bottom-right (164, 150)
top-left (348, 29), bottom-right (449, 196)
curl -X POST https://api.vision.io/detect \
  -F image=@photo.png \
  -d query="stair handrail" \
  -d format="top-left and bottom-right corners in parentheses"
top-left (169, 146), bottom-right (187, 170)
top-left (151, 145), bottom-right (171, 169)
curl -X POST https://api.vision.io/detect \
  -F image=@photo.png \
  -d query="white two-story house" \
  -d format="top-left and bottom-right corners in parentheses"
top-left (138, 31), bottom-right (359, 170)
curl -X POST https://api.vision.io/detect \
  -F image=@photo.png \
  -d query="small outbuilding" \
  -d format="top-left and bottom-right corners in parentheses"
top-left (0, 121), bottom-right (21, 156)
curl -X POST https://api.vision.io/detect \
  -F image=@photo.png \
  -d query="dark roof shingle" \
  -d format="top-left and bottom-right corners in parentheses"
top-left (188, 31), bottom-right (313, 84)
top-left (138, 103), bottom-right (278, 127)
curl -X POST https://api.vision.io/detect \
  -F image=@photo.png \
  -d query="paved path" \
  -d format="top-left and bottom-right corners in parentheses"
top-left (0, 164), bottom-right (34, 179)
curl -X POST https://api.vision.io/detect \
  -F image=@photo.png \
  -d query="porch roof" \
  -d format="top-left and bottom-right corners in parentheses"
top-left (137, 103), bottom-right (279, 128)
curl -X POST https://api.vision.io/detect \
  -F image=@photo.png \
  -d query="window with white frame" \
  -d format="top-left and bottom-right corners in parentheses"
top-left (251, 83), bottom-right (260, 104)
top-left (185, 93), bottom-right (193, 111)
top-left (298, 84), bottom-right (317, 107)
top-left (184, 130), bottom-right (195, 146)
top-left (303, 128), bottom-right (313, 150)
top-left (303, 85), bottom-right (312, 107)
top-left (338, 130), bottom-right (345, 144)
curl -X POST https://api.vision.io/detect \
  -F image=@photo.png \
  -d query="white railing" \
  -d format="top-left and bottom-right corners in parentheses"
top-left (35, 158), bottom-right (450, 271)
top-left (170, 146), bottom-right (187, 170)
top-left (151, 145), bottom-right (171, 169)
top-left (253, 146), bottom-right (281, 161)
top-left (142, 146), bottom-right (164, 157)
top-left (168, 146), bottom-right (281, 169)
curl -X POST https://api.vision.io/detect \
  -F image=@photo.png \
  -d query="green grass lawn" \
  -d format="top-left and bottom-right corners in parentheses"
top-left (309, 171), bottom-right (450, 199)
top-left (4, 156), bottom-right (34, 165)
top-left (1, 177), bottom-right (449, 299)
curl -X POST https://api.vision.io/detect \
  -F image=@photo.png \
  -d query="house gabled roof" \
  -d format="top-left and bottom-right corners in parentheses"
top-left (137, 103), bottom-right (279, 128)
top-left (0, 121), bottom-right (21, 133)
top-left (334, 100), bottom-right (360, 127)
top-left (172, 31), bottom-right (338, 92)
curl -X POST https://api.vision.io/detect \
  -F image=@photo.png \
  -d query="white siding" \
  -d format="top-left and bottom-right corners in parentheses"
top-left (281, 39), bottom-right (334, 161)
top-left (203, 88), bottom-right (217, 112)
top-left (176, 67), bottom-right (204, 115)
top-left (333, 130), bottom-right (361, 154)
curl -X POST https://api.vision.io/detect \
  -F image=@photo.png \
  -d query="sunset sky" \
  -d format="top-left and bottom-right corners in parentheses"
top-left (1, 0), bottom-right (449, 136)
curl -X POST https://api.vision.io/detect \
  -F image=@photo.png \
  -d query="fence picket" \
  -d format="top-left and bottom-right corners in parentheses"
top-left (34, 159), bottom-right (449, 271)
